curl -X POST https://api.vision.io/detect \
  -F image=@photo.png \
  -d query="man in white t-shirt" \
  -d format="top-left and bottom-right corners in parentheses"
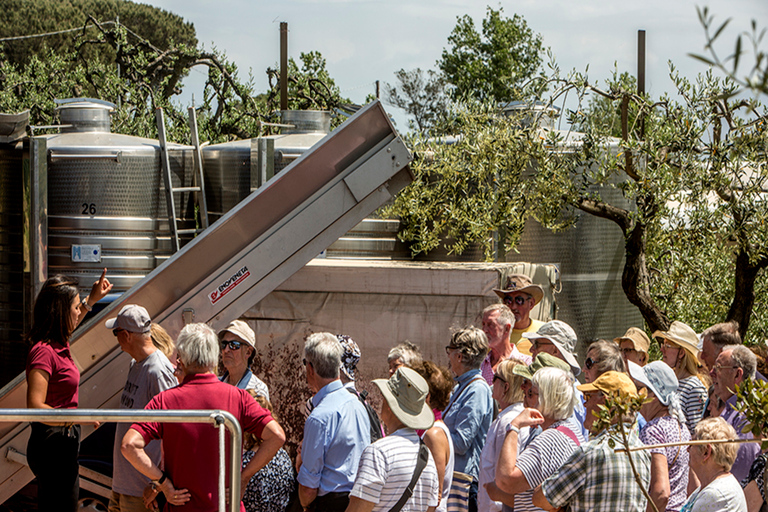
top-left (347, 367), bottom-right (439, 512)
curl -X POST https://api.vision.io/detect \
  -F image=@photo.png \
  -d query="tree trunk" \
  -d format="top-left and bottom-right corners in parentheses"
top-left (727, 250), bottom-right (768, 340)
top-left (621, 221), bottom-right (670, 333)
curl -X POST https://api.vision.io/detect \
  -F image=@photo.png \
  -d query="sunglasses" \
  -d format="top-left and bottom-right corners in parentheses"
top-left (503, 295), bottom-right (530, 306)
top-left (112, 328), bottom-right (125, 337)
top-left (531, 339), bottom-right (553, 351)
top-left (585, 357), bottom-right (596, 370)
top-left (493, 375), bottom-right (507, 384)
top-left (221, 339), bottom-right (242, 350)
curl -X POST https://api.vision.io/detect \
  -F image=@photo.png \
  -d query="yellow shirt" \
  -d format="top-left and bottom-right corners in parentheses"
top-left (511, 318), bottom-right (544, 356)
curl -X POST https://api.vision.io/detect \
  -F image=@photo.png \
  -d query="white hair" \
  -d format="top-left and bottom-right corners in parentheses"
top-left (176, 323), bottom-right (219, 371)
top-left (532, 367), bottom-right (578, 421)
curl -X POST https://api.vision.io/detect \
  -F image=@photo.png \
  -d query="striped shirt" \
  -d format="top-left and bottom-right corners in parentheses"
top-left (514, 420), bottom-right (585, 512)
top-left (541, 424), bottom-right (651, 512)
top-left (678, 376), bottom-right (706, 436)
top-left (351, 429), bottom-right (439, 512)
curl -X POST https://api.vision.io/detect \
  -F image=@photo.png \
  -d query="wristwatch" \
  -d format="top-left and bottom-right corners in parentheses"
top-left (80, 297), bottom-right (93, 311)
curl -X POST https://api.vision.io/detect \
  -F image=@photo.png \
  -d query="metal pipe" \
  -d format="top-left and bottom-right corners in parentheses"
top-left (0, 409), bottom-right (242, 512)
top-left (637, 30), bottom-right (646, 96)
top-left (49, 152), bottom-right (122, 161)
top-left (280, 22), bottom-right (288, 111)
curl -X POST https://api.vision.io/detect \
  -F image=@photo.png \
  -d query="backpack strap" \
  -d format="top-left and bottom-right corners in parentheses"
top-left (443, 376), bottom-right (485, 415)
top-left (555, 424), bottom-right (581, 446)
top-left (387, 439), bottom-right (430, 512)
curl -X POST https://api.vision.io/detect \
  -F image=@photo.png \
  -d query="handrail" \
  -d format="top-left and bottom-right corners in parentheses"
top-left (0, 409), bottom-right (242, 512)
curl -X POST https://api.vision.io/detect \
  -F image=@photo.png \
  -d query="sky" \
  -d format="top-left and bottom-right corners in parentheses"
top-left (140, 0), bottom-right (768, 130)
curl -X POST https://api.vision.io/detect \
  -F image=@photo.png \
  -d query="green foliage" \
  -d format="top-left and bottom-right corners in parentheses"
top-left (438, 6), bottom-right (545, 104)
top-left (591, 388), bottom-right (649, 438)
top-left (572, 70), bottom-right (640, 137)
top-left (690, 6), bottom-right (768, 97)
top-left (260, 51), bottom-right (351, 130)
top-left (384, 68), bottom-right (449, 135)
top-left (0, 0), bottom-right (197, 68)
top-left (383, 100), bottom-right (545, 260)
top-left (734, 377), bottom-right (768, 450)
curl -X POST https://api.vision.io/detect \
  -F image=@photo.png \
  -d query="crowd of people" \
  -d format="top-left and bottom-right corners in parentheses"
top-left (22, 271), bottom-right (768, 512)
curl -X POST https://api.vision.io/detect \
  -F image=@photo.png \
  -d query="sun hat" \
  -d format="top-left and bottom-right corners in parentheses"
top-left (218, 319), bottom-right (256, 350)
top-left (522, 320), bottom-right (580, 376)
top-left (373, 367), bottom-right (434, 430)
top-left (652, 321), bottom-right (700, 365)
top-left (105, 304), bottom-right (151, 334)
top-left (627, 360), bottom-right (679, 405)
top-left (512, 352), bottom-right (571, 380)
top-left (337, 334), bottom-right (361, 381)
top-left (614, 327), bottom-right (651, 355)
top-left (577, 370), bottom-right (638, 397)
top-left (493, 274), bottom-right (544, 305)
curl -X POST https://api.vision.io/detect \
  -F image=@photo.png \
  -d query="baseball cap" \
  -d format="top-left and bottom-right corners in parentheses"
top-left (218, 320), bottom-right (256, 350)
top-left (105, 304), bottom-right (151, 334)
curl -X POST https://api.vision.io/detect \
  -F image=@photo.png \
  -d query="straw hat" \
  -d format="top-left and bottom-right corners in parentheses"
top-left (493, 274), bottom-right (544, 305)
top-left (652, 321), bottom-right (700, 365)
top-left (373, 367), bottom-right (434, 430)
top-left (614, 327), bottom-right (651, 355)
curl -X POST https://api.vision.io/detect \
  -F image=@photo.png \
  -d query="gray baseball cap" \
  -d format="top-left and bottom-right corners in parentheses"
top-left (522, 320), bottom-right (580, 376)
top-left (105, 304), bottom-right (151, 334)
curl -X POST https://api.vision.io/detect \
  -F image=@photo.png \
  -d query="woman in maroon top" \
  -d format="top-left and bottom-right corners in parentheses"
top-left (26, 270), bottom-right (111, 512)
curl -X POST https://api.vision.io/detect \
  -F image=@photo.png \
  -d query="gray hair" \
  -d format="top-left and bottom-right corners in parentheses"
top-left (305, 332), bottom-right (343, 379)
top-left (532, 367), bottom-right (577, 421)
top-left (177, 323), bottom-right (219, 371)
top-left (482, 304), bottom-right (514, 329)
top-left (723, 344), bottom-right (757, 379)
top-left (387, 340), bottom-right (423, 367)
top-left (702, 322), bottom-right (741, 349)
top-left (449, 327), bottom-right (489, 370)
top-left (694, 417), bottom-right (740, 471)
top-left (587, 339), bottom-right (626, 376)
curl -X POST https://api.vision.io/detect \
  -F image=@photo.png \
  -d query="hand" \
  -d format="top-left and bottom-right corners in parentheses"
top-left (143, 484), bottom-right (160, 511)
top-left (88, 268), bottom-right (113, 304)
top-left (92, 421), bottom-right (101, 429)
top-left (158, 478), bottom-right (191, 507)
top-left (511, 408), bottom-right (545, 429)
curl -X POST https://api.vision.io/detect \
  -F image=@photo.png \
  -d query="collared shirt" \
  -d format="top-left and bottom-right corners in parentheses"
top-left (481, 346), bottom-right (532, 386)
top-left (219, 368), bottom-right (270, 400)
top-left (298, 379), bottom-right (371, 495)
top-left (442, 369), bottom-right (494, 479)
top-left (722, 394), bottom-right (760, 482)
top-left (26, 340), bottom-right (79, 409)
top-left (541, 425), bottom-right (651, 512)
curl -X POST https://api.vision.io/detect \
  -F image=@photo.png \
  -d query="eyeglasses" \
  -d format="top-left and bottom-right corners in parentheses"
top-left (661, 341), bottom-right (679, 351)
top-left (113, 328), bottom-right (125, 337)
top-left (493, 375), bottom-right (506, 384)
top-left (445, 346), bottom-right (458, 355)
top-left (503, 295), bottom-right (530, 306)
top-left (531, 339), bottom-right (553, 351)
top-left (221, 339), bottom-right (242, 350)
top-left (584, 357), bottom-right (596, 370)
top-left (302, 358), bottom-right (307, 366)
top-left (621, 347), bottom-right (638, 355)
top-left (712, 364), bottom-right (736, 373)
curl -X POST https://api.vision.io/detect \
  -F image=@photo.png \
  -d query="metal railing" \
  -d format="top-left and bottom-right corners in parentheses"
top-left (0, 409), bottom-right (242, 512)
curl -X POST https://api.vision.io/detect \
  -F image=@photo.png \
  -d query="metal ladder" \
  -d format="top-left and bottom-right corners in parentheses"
top-left (156, 107), bottom-right (210, 252)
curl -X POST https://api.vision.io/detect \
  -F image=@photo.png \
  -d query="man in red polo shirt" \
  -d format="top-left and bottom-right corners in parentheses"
top-left (121, 323), bottom-right (286, 512)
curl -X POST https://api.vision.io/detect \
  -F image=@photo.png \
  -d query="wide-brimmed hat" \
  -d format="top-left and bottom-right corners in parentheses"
top-left (577, 370), bottom-right (638, 397)
top-left (512, 352), bottom-right (571, 380)
top-left (336, 334), bottom-right (361, 381)
top-left (614, 327), bottom-right (651, 355)
top-left (218, 320), bottom-right (256, 350)
top-left (493, 274), bottom-right (544, 305)
top-left (105, 304), bottom-right (151, 334)
top-left (373, 367), bottom-right (434, 430)
top-left (627, 361), bottom-right (678, 405)
top-left (652, 321), bottom-right (700, 365)
top-left (522, 320), bottom-right (580, 376)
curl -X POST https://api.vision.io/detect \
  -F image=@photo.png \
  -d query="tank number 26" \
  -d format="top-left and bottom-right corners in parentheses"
top-left (81, 203), bottom-right (97, 215)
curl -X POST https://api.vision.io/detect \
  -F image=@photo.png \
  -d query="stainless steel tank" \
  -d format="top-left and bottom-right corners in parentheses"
top-left (41, 99), bottom-right (196, 293)
top-left (202, 110), bottom-right (329, 222)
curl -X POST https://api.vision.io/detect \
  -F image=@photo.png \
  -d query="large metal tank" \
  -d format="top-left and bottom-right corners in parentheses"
top-left (202, 110), bottom-right (329, 223)
top-left (41, 99), bottom-right (196, 293)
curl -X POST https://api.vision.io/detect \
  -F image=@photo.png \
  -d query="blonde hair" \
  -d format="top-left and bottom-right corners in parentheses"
top-left (150, 323), bottom-right (175, 360)
top-left (495, 359), bottom-right (525, 404)
top-left (694, 417), bottom-right (739, 472)
top-left (244, 391), bottom-right (274, 450)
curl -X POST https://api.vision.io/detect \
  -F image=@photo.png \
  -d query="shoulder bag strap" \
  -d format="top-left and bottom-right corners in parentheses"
top-left (555, 425), bottom-right (580, 446)
top-left (443, 376), bottom-right (485, 416)
top-left (387, 440), bottom-right (430, 512)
